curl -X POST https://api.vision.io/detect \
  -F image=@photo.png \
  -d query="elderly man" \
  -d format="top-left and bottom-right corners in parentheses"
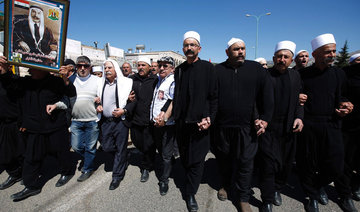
top-left (0, 60), bottom-right (76, 201)
top-left (293, 50), bottom-right (310, 71)
top-left (297, 33), bottom-right (354, 212)
top-left (172, 31), bottom-right (218, 212)
top-left (255, 57), bottom-right (268, 69)
top-left (69, 56), bottom-right (101, 183)
top-left (214, 38), bottom-right (273, 212)
top-left (334, 52), bottom-right (360, 212)
top-left (96, 59), bottom-right (132, 190)
top-left (257, 41), bottom-right (303, 212)
top-left (13, 5), bottom-right (57, 65)
top-left (149, 56), bottom-right (176, 195)
top-left (121, 62), bottom-right (133, 77)
top-left (129, 57), bottom-right (158, 183)
top-left (150, 61), bottom-right (159, 76)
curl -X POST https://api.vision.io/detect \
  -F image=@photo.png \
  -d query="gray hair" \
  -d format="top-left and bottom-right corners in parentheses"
top-left (76, 56), bottom-right (91, 65)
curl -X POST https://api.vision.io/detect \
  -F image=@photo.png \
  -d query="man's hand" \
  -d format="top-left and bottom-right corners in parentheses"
top-left (46, 104), bottom-right (57, 115)
top-left (255, 119), bottom-right (268, 136)
top-left (50, 44), bottom-right (57, 51)
top-left (197, 117), bottom-right (211, 131)
top-left (299, 94), bottom-right (307, 106)
top-left (112, 108), bottom-right (124, 118)
top-left (336, 102), bottom-right (354, 117)
top-left (0, 56), bottom-right (10, 74)
top-left (96, 105), bottom-right (103, 113)
top-left (59, 65), bottom-right (71, 85)
top-left (94, 97), bottom-right (101, 104)
top-left (18, 41), bottom-right (30, 52)
top-left (154, 111), bottom-right (166, 127)
top-left (292, 118), bottom-right (304, 133)
top-left (128, 91), bottom-right (135, 102)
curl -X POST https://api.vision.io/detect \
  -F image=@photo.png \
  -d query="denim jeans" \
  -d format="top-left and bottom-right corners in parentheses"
top-left (70, 120), bottom-right (99, 172)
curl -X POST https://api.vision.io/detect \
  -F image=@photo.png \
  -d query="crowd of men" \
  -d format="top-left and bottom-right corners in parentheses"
top-left (0, 31), bottom-right (359, 212)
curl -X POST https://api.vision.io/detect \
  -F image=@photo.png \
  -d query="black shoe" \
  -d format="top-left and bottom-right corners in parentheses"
top-left (0, 175), bottom-right (22, 190)
top-left (186, 195), bottom-right (198, 212)
top-left (305, 199), bottom-right (319, 212)
top-left (10, 187), bottom-right (41, 201)
top-left (261, 203), bottom-right (273, 212)
top-left (318, 187), bottom-right (328, 205)
top-left (273, 191), bottom-right (282, 206)
top-left (140, 169), bottom-right (149, 182)
top-left (339, 198), bottom-right (358, 212)
top-left (77, 171), bottom-right (94, 182)
top-left (109, 179), bottom-right (121, 190)
top-left (159, 181), bottom-right (169, 196)
top-left (352, 188), bottom-right (360, 201)
top-left (55, 175), bottom-right (73, 187)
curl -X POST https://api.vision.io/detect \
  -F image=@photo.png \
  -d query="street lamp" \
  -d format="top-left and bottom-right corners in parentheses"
top-left (246, 12), bottom-right (271, 59)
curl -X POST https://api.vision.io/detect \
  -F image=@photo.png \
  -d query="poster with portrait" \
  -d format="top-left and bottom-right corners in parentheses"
top-left (4, 0), bottom-right (69, 72)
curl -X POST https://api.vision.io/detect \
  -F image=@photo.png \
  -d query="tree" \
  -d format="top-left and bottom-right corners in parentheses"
top-left (335, 40), bottom-right (350, 68)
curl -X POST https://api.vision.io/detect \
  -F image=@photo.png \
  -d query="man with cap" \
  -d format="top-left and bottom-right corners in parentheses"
top-left (257, 41), bottom-right (303, 212)
top-left (297, 33), bottom-right (354, 212)
top-left (96, 59), bottom-right (133, 190)
top-left (255, 57), bottom-right (268, 69)
top-left (293, 50), bottom-right (310, 71)
top-left (214, 38), bottom-right (273, 212)
top-left (92, 66), bottom-right (103, 78)
top-left (172, 31), bottom-right (218, 212)
top-left (149, 56), bottom-right (176, 195)
top-left (334, 52), bottom-right (360, 212)
top-left (121, 62), bottom-right (134, 77)
top-left (68, 56), bottom-right (102, 183)
top-left (128, 56), bottom-right (158, 183)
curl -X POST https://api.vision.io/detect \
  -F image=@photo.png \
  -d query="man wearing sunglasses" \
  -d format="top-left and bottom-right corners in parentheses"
top-left (149, 56), bottom-right (176, 196)
top-left (68, 56), bottom-right (101, 183)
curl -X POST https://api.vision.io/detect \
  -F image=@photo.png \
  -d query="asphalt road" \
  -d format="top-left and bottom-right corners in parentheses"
top-left (0, 148), bottom-right (359, 212)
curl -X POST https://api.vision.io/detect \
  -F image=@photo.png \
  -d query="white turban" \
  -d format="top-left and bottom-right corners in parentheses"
top-left (295, 50), bottom-right (308, 58)
top-left (183, 31), bottom-right (200, 44)
top-left (274, 41), bottom-right (296, 56)
top-left (349, 53), bottom-right (360, 64)
top-left (92, 66), bottom-right (103, 73)
top-left (137, 56), bottom-right (151, 66)
top-left (311, 33), bottom-right (336, 52)
top-left (227, 38), bottom-right (245, 49)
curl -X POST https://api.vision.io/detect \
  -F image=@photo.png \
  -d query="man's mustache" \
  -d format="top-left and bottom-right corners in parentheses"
top-left (185, 50), bottom-right (194, 55)
top-left (105, 71), bottom-right (112, 75)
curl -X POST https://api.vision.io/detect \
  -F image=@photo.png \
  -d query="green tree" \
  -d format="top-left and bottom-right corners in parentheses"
top-left (335, 40), bottom-right (350, 68)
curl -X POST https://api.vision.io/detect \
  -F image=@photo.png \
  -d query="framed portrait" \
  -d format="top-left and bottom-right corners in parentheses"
top-left (4, 0), bottom-right (70, 72)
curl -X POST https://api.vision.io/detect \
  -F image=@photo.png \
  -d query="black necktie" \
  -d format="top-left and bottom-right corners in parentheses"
top-left (34, 24), bottom-right (40, 42)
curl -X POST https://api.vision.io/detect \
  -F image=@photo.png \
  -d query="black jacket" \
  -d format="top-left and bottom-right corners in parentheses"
top-left (128, 73), bottom-right (158, 126)
top-left (173, 59), bottom-right (218, 123)
top-left (268, 67), bottom-right (304, 132)
top-left (215, 60), bottom-right (274, 127)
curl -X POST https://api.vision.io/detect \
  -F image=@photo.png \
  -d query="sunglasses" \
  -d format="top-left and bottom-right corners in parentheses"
top-left (158, 64), bottom-right (171, 68)
top-left (76, 64), bottom-right (90, 69)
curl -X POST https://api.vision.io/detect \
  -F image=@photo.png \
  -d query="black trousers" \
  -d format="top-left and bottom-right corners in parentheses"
top-left (131, 124), bottom-right (156, 171)
top-left (176, 122), bottom-right (210, 196)
top-left (0, 120), bottom-right (25, 176)
top-left (335, 129), bottom-right (360, 198)
top-left (213, 126), bottom-right (257, 202)
top-left (258, 119), bottom-right (296, 203)
top-left (22, 126), bottom-right (72, 189)
top-left (296, 119), bottom-right (344, 200)
top-left (152, 125), bottom-right (175, 183)
top-left (100, 119), bottom-right (129, 180)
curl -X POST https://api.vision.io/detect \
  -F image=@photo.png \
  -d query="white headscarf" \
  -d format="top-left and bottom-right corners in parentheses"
top-left (28, 6), bottom-right (45, 47)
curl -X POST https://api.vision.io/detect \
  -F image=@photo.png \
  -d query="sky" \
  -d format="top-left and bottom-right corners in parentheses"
top-left (4, 0), bottom-right (360, 63)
